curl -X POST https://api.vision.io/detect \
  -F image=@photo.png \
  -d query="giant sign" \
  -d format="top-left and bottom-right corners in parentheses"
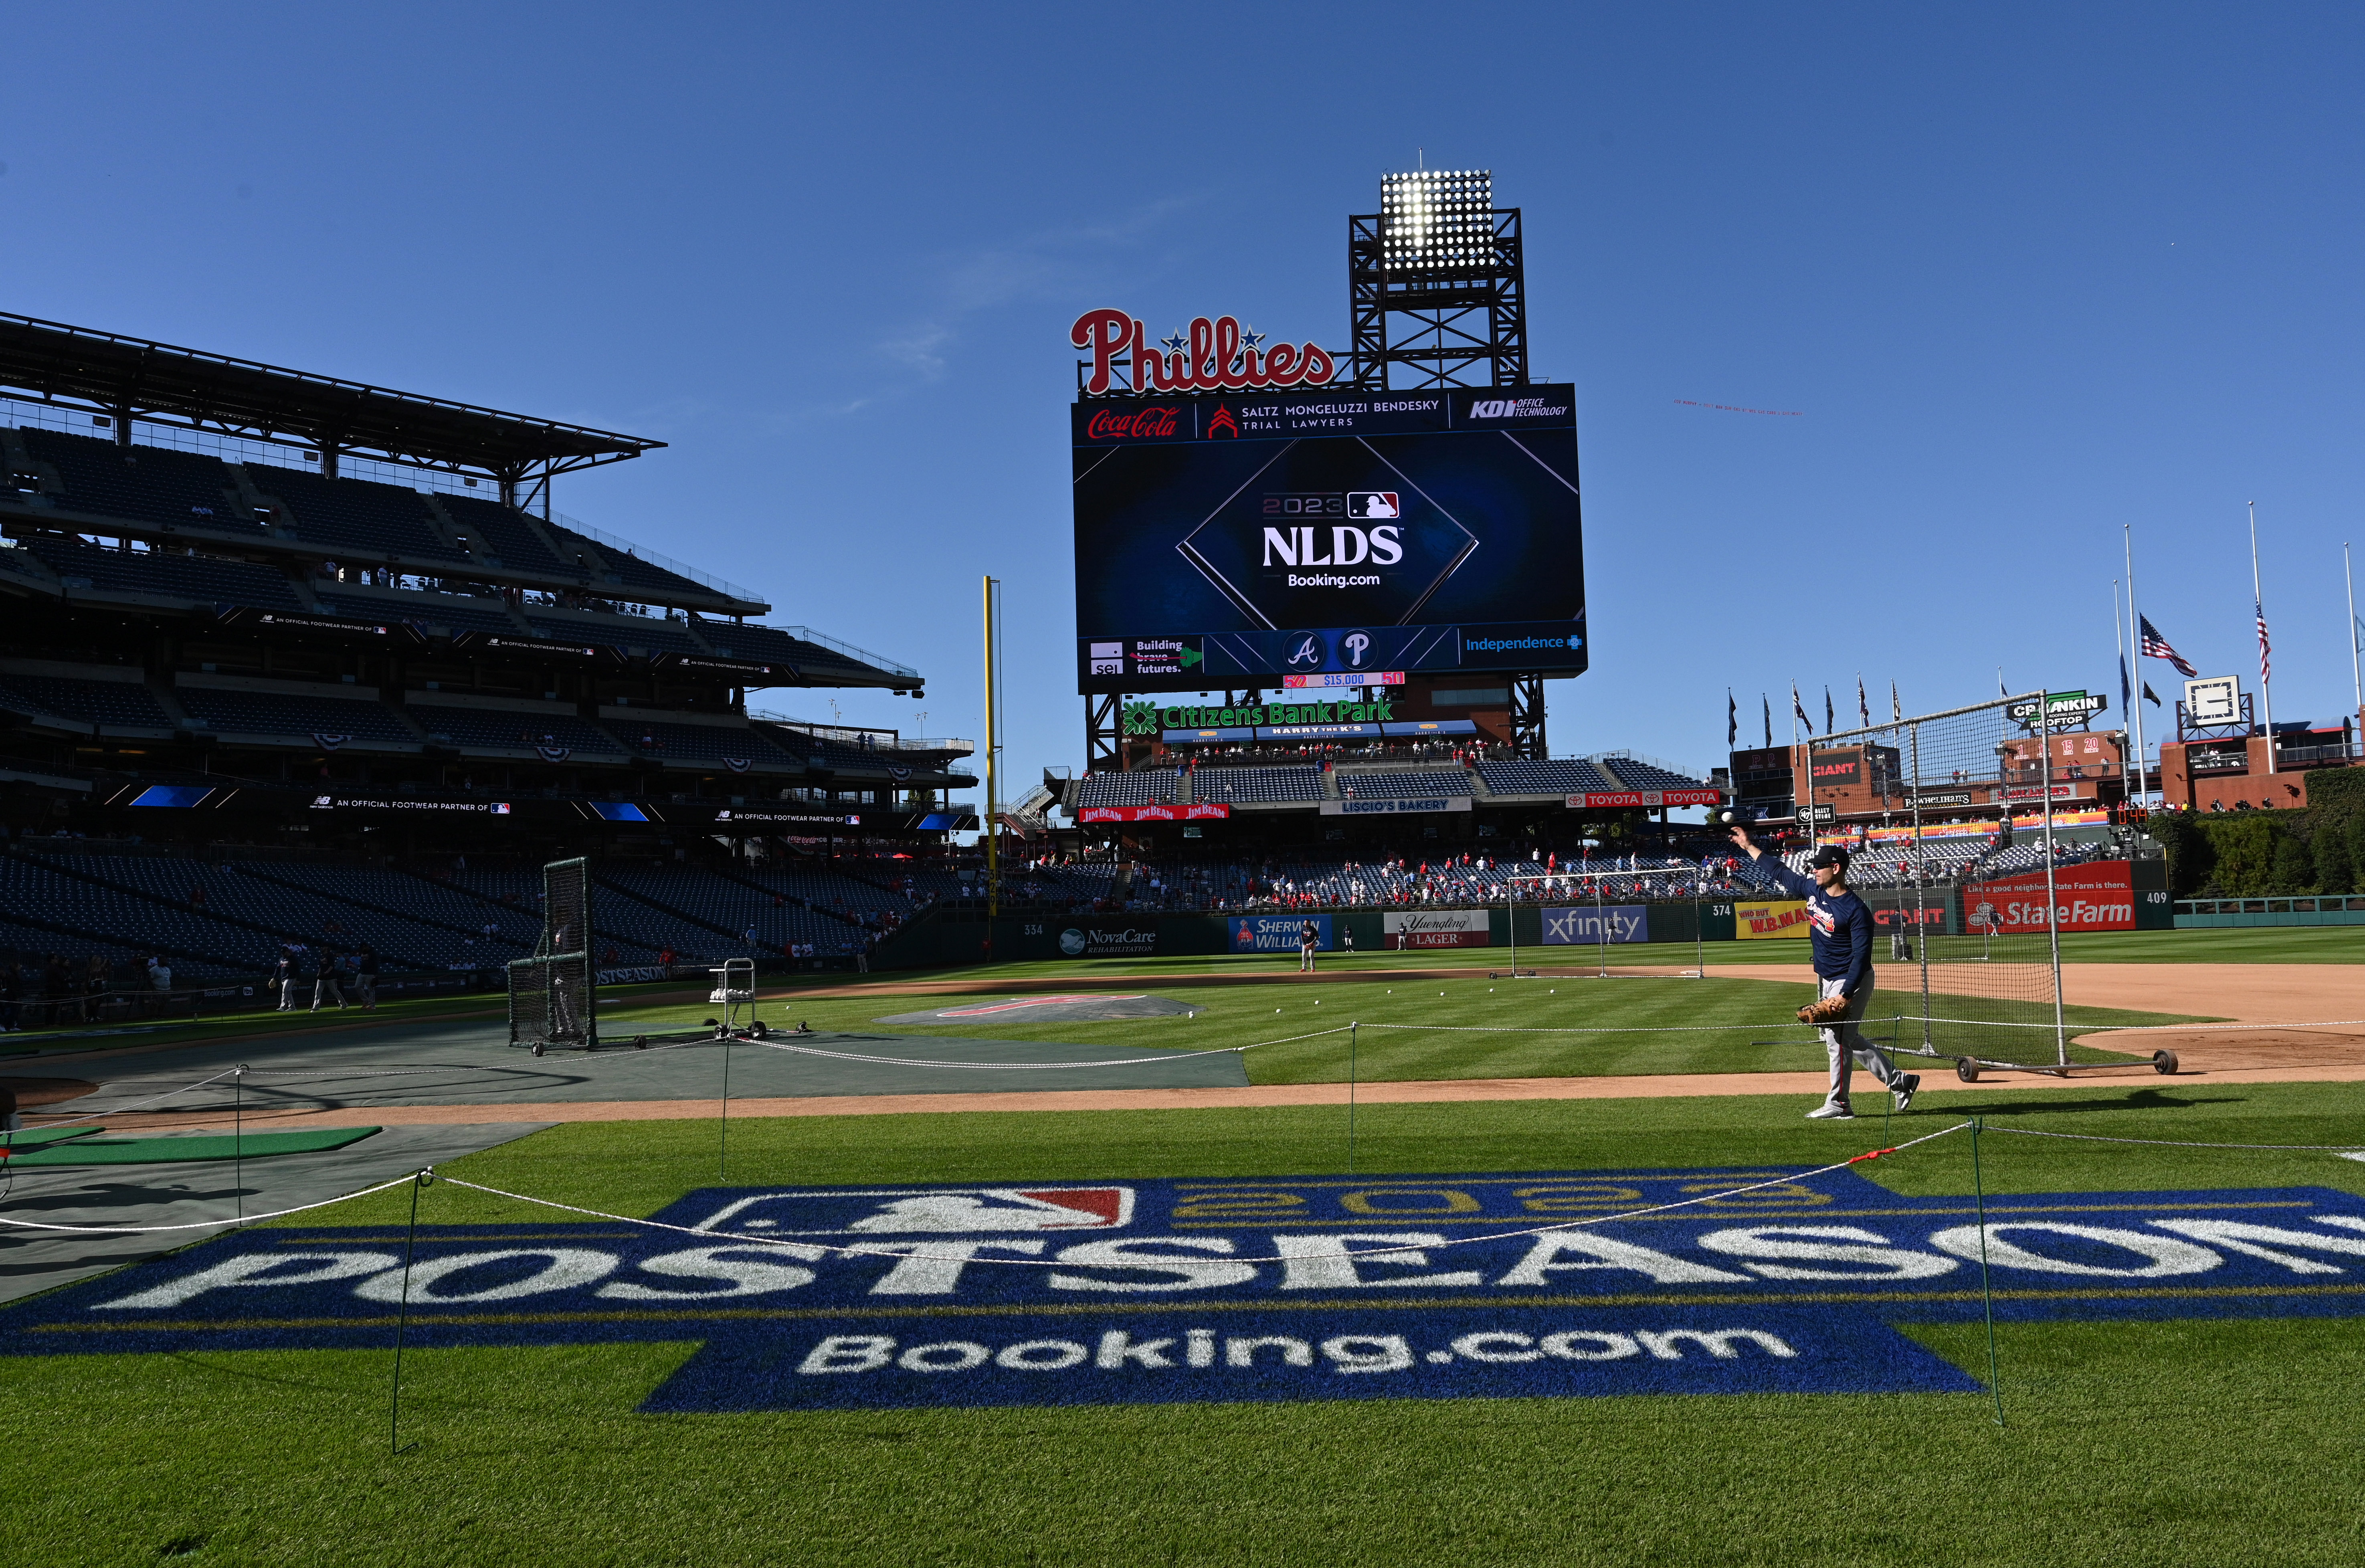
top-left (1073, 385), bottom-right (1585, 693)
top-left (1230, 914), bottom-right (1333, 954)
top-left (1542, 905), bottom-right (1651, 944)
top-left (20, 1166), bottom-right (2365, 1412)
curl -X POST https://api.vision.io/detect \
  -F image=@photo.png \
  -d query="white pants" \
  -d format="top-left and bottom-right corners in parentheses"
top-left (1819, 976), bottom-right (1902, 1103)
top-left (1300, 945), bottom-right (1316, 971)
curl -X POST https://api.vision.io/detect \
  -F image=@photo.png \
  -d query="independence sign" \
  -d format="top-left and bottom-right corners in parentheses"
top-left (11, 1166), bottom-right (2365, 1413)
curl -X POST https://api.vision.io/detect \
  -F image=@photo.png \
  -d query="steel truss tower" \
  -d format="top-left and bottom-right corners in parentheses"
top-left (1346, 207), bottom-right (1528, 389)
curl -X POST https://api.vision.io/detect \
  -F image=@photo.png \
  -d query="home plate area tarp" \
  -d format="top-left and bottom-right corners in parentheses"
top-left (11, 1167), bottom-right (2365, 1413)
top-left (871, 994), bottom-right (1202, 1025)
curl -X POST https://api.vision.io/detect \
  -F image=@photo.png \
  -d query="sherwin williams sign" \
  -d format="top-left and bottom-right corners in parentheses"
top-left (1736, 899), bottom-right (1809, 939)
top-left (1230, 914), bottom-right (1333, 953)
top-left (18, 1167), bottom-right (2365, 1413)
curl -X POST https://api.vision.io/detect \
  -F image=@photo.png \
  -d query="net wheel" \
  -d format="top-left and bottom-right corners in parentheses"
top-left (750, 1020), bottom-right (769, 1039)
top-left (633, 1035), bottom-right (648, 1050)
top-left (530, 1041), bottom-right (545, 1057)
top-left (2153, 1049), bottom-right (2178, 1075)
top-left (1955, 1059), bottom-right (1980, 1083)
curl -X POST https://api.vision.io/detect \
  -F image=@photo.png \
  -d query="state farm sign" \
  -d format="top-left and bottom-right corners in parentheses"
top-left (1962, 863), bottom-right (2137, 933)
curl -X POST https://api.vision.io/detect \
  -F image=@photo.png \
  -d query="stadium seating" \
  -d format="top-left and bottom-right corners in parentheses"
top-left (0, 853), bottom-right (285, 978)
top-left (241, 461), bottom-right (469, 564)
top-left (0, 673), bottom-right (173, 730)
top-left (544, 522), bottom-right (724, 604)
top-left (602, 717), bottom-right (800, 768)
top-left (319, 593), bottom-right (524, 637)
top-left (16, 532), bottom-right (304, 608)
top-left (1476, 758), bottom-right (1617, 794)
top-left (1075, 771), bottom-right (1181, 807)
top-left (1596, 756), bottom-right (1708, 791)
top-left (597, 866), bottom-right (863, 955)
top-left (1189, 766), bottom-right (1324, 804)
top-left (16, 429), bottom-right (254, 532)
top-left (526, 614), bottom-right (710, 656)
top-left (435, 493), bottom-right (575, 576)
top-left (174, 685), bottom-right (418, 744)
top-left (407, 705), bottom-right (628, 758)
top-left (1334, 770), bottom-right (1473, 799)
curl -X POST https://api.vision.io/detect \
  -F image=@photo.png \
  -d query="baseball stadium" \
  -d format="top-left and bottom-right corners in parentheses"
top-left (5, 165), bottom-right (2365, 1568)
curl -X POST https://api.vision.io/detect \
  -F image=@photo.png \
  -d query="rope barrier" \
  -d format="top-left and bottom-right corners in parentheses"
top-left (437, 1123), bottom-right (1971, 1268)
top-left (1912, 1016), bottom-right (2365, 1034)
top-left (1981, 1128), bottom-right (2365, 1152)
top-left (0, 1172), bottom-right (423, 1234)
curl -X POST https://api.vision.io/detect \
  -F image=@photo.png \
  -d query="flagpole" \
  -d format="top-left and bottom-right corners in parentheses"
top-left (2124, 525), bottom-right (2151, 804)
top-left (2113, 578), bottom-right (2134, 809)
top-left (2346, 542), bottom-right (2361, 753)
top-left (2250, 501), bottom-right (2274, 773)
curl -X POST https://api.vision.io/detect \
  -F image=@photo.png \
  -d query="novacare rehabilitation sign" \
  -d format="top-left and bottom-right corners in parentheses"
top-left (10, 1167), bottom-right (2365, 1413)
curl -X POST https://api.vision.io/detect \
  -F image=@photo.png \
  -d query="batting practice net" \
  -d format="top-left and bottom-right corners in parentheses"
top-left (508, 857), bottom-right (596, 1053)
top-left (1805, 692), bottom-right (2075, 1071)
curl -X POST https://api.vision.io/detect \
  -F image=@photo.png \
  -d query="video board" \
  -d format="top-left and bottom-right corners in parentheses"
top-left (1073, 385), bottom-right (1585, 693)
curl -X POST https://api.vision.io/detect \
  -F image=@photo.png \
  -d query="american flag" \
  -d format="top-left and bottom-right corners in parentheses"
top-left (2256, 598), bottom-right (2271, 685)
top-left (2137, 615), bottom-right (2197, 678)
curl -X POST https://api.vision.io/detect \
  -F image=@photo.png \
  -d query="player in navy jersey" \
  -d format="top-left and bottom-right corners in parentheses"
top-left (1724, 824), bottom-right (1918, 1119)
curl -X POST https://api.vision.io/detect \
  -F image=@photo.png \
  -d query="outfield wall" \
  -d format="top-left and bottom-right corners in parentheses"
top-left (872, 861), bottom-right (2167, 969)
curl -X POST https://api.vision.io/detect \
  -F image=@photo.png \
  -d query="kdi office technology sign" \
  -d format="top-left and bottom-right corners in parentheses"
top-left (18, 1167), bottom-right (2365, 1412)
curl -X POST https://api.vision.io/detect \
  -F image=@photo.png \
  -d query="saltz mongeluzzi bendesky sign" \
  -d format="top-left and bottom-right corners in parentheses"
top-left (12, 1167), bottom-right (2365, 1412)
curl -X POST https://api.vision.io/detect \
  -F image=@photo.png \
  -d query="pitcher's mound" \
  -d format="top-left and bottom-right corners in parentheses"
top-left (875, 994), bottom-right (1202, 1025)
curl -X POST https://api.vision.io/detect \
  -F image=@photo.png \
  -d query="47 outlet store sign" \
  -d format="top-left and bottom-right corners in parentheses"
top-left (13, 1166), bottom-right (2365, 1412)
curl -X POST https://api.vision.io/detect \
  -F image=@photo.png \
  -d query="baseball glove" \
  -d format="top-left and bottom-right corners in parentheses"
top-left (1797, 995), bottom-right (1852, 1025)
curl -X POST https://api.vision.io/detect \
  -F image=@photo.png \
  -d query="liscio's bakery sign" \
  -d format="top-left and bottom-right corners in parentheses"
top-left (1072, 309), bottom-right (1340, 395)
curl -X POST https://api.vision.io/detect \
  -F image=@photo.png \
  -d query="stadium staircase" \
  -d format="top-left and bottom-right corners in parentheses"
top-left (231, 863), bottom-right (533, 954)
top-left (6, 847), bottom-right (357, 973)
top-left (703, 861), bottom-right (875, 934)
top-left (589, 869), bottom-right (757, 948)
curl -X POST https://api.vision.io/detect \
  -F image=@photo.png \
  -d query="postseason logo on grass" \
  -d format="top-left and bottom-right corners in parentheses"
top-left (11, 1168), bottom-right (2365, 1414)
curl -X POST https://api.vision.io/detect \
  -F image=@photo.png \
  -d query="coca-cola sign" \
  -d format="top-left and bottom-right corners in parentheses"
top-left (1083, 406), bottom-right (1182, 441)
top-left (1072, 309), bottom-right (1338, 396)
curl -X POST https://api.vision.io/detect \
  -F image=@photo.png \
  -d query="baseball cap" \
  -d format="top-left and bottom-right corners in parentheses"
top-left (1807, 845), bottom-right (1850, 870)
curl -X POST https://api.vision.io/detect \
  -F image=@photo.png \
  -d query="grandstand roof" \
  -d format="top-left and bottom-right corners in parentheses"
top-left (0, 313), bottom-right (661, 479)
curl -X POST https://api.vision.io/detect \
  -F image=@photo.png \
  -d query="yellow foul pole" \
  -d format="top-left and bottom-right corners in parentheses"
top-left (982, 575), bottom-right (999, 923)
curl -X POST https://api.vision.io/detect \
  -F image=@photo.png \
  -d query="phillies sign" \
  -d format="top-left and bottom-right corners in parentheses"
top-left (1073, 309), bottom-right (1339, 396)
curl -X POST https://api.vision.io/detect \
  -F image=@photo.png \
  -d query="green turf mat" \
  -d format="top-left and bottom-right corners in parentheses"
top-left (0, 1125), bottom-right (103, 1150)
top-left (3, 1126), bottom-right (380, 1166)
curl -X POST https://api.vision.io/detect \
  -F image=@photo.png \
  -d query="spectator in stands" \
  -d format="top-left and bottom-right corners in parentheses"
top-left (310, 946), bottom-right (347, 1012)
top-left (188, 885), bottom-right (206, 909)
top-left (356, 946), bottom-right (379, 1011)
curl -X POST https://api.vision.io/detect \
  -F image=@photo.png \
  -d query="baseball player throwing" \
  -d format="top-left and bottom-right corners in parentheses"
top-left (1725, 822), bottom-right (1918, 1119)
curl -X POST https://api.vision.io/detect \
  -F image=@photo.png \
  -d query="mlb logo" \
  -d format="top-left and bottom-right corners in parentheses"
top-left (491, 802), bottom-right (511, 815)
top-left (1346, 491), bottom-right (1399, 520)
top-left (695, 1185), bottom-right (1137, 1236)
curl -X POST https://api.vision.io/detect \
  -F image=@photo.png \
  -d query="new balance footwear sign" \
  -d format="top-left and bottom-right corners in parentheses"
top-left (13, 1167), bottom-right (2365, 1413)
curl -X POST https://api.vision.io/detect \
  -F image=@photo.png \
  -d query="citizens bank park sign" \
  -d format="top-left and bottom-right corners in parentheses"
top-left (15, 1166), bottom-right (2365, 1412)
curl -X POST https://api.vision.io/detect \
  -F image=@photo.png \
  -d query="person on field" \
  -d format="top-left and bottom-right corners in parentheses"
top-left (310, 945), bottom-right (346, 1012)
top-left (355, 946), bottom-right (379, 1011)
top-left (1725, 822), bottom-right (1916, 1120)
top-left (1299, 919), bottom-right (1319, 972)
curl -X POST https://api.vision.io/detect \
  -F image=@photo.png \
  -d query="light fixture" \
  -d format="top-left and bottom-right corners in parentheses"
top-left (1379, 168), bottom-right (1494, 273)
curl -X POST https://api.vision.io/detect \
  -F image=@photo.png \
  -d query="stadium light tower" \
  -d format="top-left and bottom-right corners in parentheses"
top-left (1349, 168), bottom-right (1528, 389)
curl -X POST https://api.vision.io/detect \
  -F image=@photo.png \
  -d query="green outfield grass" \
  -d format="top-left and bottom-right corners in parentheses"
top-left (607, 971), bottom-right (2203, 1079)
top-left (5, 1087), bottom-right (2363, 1566)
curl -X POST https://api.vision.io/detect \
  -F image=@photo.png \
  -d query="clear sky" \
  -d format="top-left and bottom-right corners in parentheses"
top-left (4, 4), bottom-right (2361, 802)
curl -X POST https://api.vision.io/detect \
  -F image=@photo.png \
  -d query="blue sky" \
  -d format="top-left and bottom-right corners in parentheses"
top-left (4, 4), bottom-right (2362, 799)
